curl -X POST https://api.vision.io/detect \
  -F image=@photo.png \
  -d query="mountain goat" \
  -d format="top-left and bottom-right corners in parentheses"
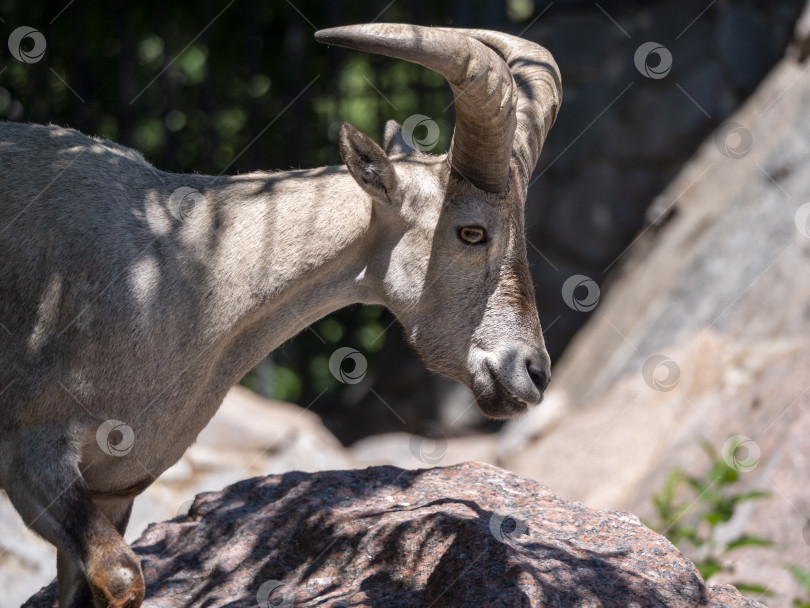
top-left (0, 23), bottom-right (561, 608)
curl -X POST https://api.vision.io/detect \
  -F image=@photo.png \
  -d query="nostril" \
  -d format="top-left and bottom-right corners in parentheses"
top-left (527, 361), bottom-right (550, 392)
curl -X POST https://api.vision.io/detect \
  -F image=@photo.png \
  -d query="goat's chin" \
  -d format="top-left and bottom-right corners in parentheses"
top-left (470, 377), bottom-right (532, 420)
top-left (420, 355), bottom-right (532, 419)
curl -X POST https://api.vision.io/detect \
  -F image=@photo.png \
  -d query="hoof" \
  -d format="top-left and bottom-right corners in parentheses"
top-left (87, 545), bottom-right (145, 608)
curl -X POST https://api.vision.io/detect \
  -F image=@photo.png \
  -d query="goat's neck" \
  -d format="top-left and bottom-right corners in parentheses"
top-left (179, 166), bottom-right (376, 381)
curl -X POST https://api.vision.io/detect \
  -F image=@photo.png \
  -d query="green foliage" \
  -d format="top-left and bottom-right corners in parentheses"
top-left (241, 304), bottom-right (390, 403)
top-left (790, 564), bottom-right (810, 608)
top-left (732, 583), bottom-right (774, 596)
top-left (507, 0), bottom-right (535, 22)
top-left (647, 441), bottom-right (772, 588)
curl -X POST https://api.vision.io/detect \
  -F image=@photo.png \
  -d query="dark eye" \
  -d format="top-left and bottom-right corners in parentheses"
top-left (459, 226), bottom-right (486, 245)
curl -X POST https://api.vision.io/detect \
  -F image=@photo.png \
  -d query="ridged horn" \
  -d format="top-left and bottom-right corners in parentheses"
top-left (442, 28), bottom-right (562, 183)
top-left (315, 24), bottom-right (517, 193)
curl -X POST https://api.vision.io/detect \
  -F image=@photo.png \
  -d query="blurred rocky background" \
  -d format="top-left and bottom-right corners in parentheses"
top-left (3, 0), bottom-right (810, 606)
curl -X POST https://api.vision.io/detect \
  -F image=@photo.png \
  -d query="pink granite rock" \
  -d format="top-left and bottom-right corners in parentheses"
top-left (23, 462), bottom-right (763, 607)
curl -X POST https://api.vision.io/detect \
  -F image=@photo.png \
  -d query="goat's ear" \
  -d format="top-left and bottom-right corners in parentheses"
top-left (383, 120), bottom-right (410, 156)
top-left (340, 122), bottom-right (398, 204)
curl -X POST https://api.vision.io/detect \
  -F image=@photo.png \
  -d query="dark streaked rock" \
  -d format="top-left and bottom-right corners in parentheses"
top-left (24, 462), bottom-right (762, 607)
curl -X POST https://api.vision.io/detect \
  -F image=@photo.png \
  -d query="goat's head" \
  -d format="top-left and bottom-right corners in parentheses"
top-left (316, 25), bottom-right (562, 419)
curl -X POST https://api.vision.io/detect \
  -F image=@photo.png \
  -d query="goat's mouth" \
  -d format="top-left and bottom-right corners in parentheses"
top-left (473, 366), bottom-right (540, 420)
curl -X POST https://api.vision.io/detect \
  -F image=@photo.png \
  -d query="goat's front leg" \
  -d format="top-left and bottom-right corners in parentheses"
top-left (57, 496), bottom-right (139, 608)
top-left (4, 433), bottom-right (144, 608)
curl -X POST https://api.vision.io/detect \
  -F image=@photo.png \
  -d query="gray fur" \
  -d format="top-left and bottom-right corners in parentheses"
top-left (0, 26), bottom-right (557, 608)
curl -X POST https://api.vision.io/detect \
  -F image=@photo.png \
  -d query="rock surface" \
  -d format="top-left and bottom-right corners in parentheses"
top-left (551, 51), bottom-right (810, 408)
top-left (499, 46), bottom-right (810, 608)
top-left (0, 496), bottom-right (54, 606)
top-left (502, 333), bottom-right (810, 604)
top-left (512, 0), bottom-right (806, 364)
top-left (792, 0), bottom-right (810, 60)
top-left (23, 462), bottom-right (762, 608)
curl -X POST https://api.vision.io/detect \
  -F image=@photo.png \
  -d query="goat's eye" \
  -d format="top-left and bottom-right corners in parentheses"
top-left (459, 226), bottom-right (486, 245)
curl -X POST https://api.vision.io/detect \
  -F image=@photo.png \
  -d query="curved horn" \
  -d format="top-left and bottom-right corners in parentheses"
top-left (315, 24), bottom-right (517, 193)
top-left (442, 29), bottom-right (562, 183)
